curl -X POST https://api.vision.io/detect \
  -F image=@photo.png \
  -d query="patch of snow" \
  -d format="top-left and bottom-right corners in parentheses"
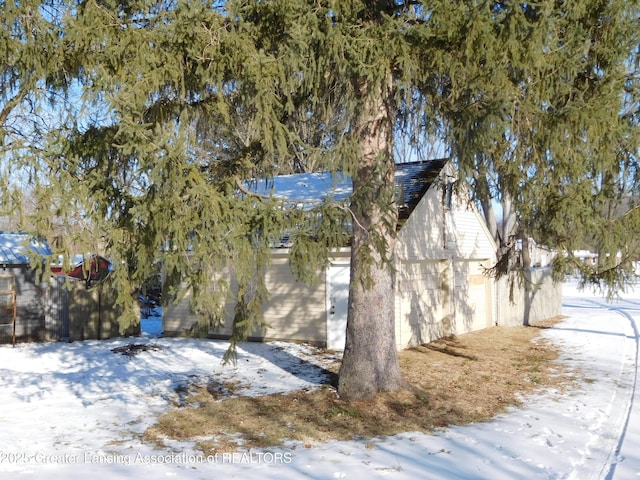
top-left (141, 314), bottom-right (163, 338)
top-left (0, 281), bottom-right (638, 478)
top-left (245, 171), bottom-right (352, 207)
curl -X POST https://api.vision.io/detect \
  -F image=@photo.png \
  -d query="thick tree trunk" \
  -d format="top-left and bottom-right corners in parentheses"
top-left (337, 78), bottom-right (405, 400)
top-left (337, 214), bottom-right (406, 400)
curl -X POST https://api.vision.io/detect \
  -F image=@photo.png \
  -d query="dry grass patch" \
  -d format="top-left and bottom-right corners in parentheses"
top-left (144, 319), bottom-right (576, 453)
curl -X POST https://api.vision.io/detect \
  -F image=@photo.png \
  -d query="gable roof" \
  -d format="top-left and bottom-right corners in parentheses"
top-left (395, 159), bottom-right (448, 222)
top-left (245, 158), bottom-right (449, 224)
top-left (0, 232), bottom-right (53, 265)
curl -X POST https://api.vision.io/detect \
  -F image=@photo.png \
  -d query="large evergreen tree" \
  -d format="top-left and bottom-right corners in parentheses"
top-left (2, 0), bottom-right (638, 399)
top-left (0, 1), bottom-right (71, 228)
top-left (455, 1), bottom-right (640, 293)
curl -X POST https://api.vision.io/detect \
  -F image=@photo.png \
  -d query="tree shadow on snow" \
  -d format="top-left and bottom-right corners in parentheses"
top-left (238, 342), bottom-right (341, 389)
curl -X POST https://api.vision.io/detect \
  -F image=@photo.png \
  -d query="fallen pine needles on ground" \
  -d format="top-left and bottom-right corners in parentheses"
top-left (144, 319), bottom-right (577, 453)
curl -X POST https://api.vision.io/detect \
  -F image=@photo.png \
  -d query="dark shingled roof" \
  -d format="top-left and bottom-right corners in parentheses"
top-left (245, 158), bottom-right (449, 228)
top-left (243, 159), bottom-right (449, 247)
top-left (395, 158), bottom-right (448, 223)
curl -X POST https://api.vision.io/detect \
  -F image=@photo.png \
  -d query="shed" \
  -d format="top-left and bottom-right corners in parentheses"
top-left (163, 159), bottom-right (499, 350)
top-left (0, 232), bottom-right (138, 345)
top-left (0, 233), bottom-right (54, 344)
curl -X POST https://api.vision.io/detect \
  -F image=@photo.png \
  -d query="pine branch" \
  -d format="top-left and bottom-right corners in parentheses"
top-left (234, 177), bottom-right (270, 200)
top-left (335, 203), bottom-right (368, 235)
top-left (623, 204), bottom-right (640, 218)
top-left (0, 83), bottom-right (30, 127)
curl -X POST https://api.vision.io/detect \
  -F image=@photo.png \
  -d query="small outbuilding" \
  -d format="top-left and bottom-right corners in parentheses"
top-left (0, 233), bottom-right (52, 345)
top-left (163, 159), bottom-right (499, 350)
top-left (0, 232), bottom-right (138, 345)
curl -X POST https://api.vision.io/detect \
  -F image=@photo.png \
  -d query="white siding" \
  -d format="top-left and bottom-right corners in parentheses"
top-left (394, 258), bottom-right (494, 349)
top-left (394, 165), bottom-right (497, 349)
top-left (260, 256), bottom-right (326, 342)
top-left (394, 260), bottom-right (445, 349)
top-left (447, 201), bottom-right (497, 261)
top-left (395, 167), bottom-right (496, 263)
top-left (451, 260), bottom-right (494, 335)
top-left (162, 282), bottom-right (202, 336)
top-left (497, 268), bottom-right (562, 327)
top-left (395, 185), bottom-right (446, 260)
top-left (164, 253), bottom-right (331, 345)
top-left (164, 164), bottom-right (499, 350)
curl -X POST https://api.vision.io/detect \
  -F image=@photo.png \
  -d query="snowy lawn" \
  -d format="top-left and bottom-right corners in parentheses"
top-left (0, 282), bottom-right (638, 479)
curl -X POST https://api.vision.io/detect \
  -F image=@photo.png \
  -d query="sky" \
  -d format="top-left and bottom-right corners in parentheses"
top-left (0, 280), bottom-right (637, 479)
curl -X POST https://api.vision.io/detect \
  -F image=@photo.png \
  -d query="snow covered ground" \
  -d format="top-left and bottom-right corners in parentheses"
top-left (0, 281), bottom-right (638, 479)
